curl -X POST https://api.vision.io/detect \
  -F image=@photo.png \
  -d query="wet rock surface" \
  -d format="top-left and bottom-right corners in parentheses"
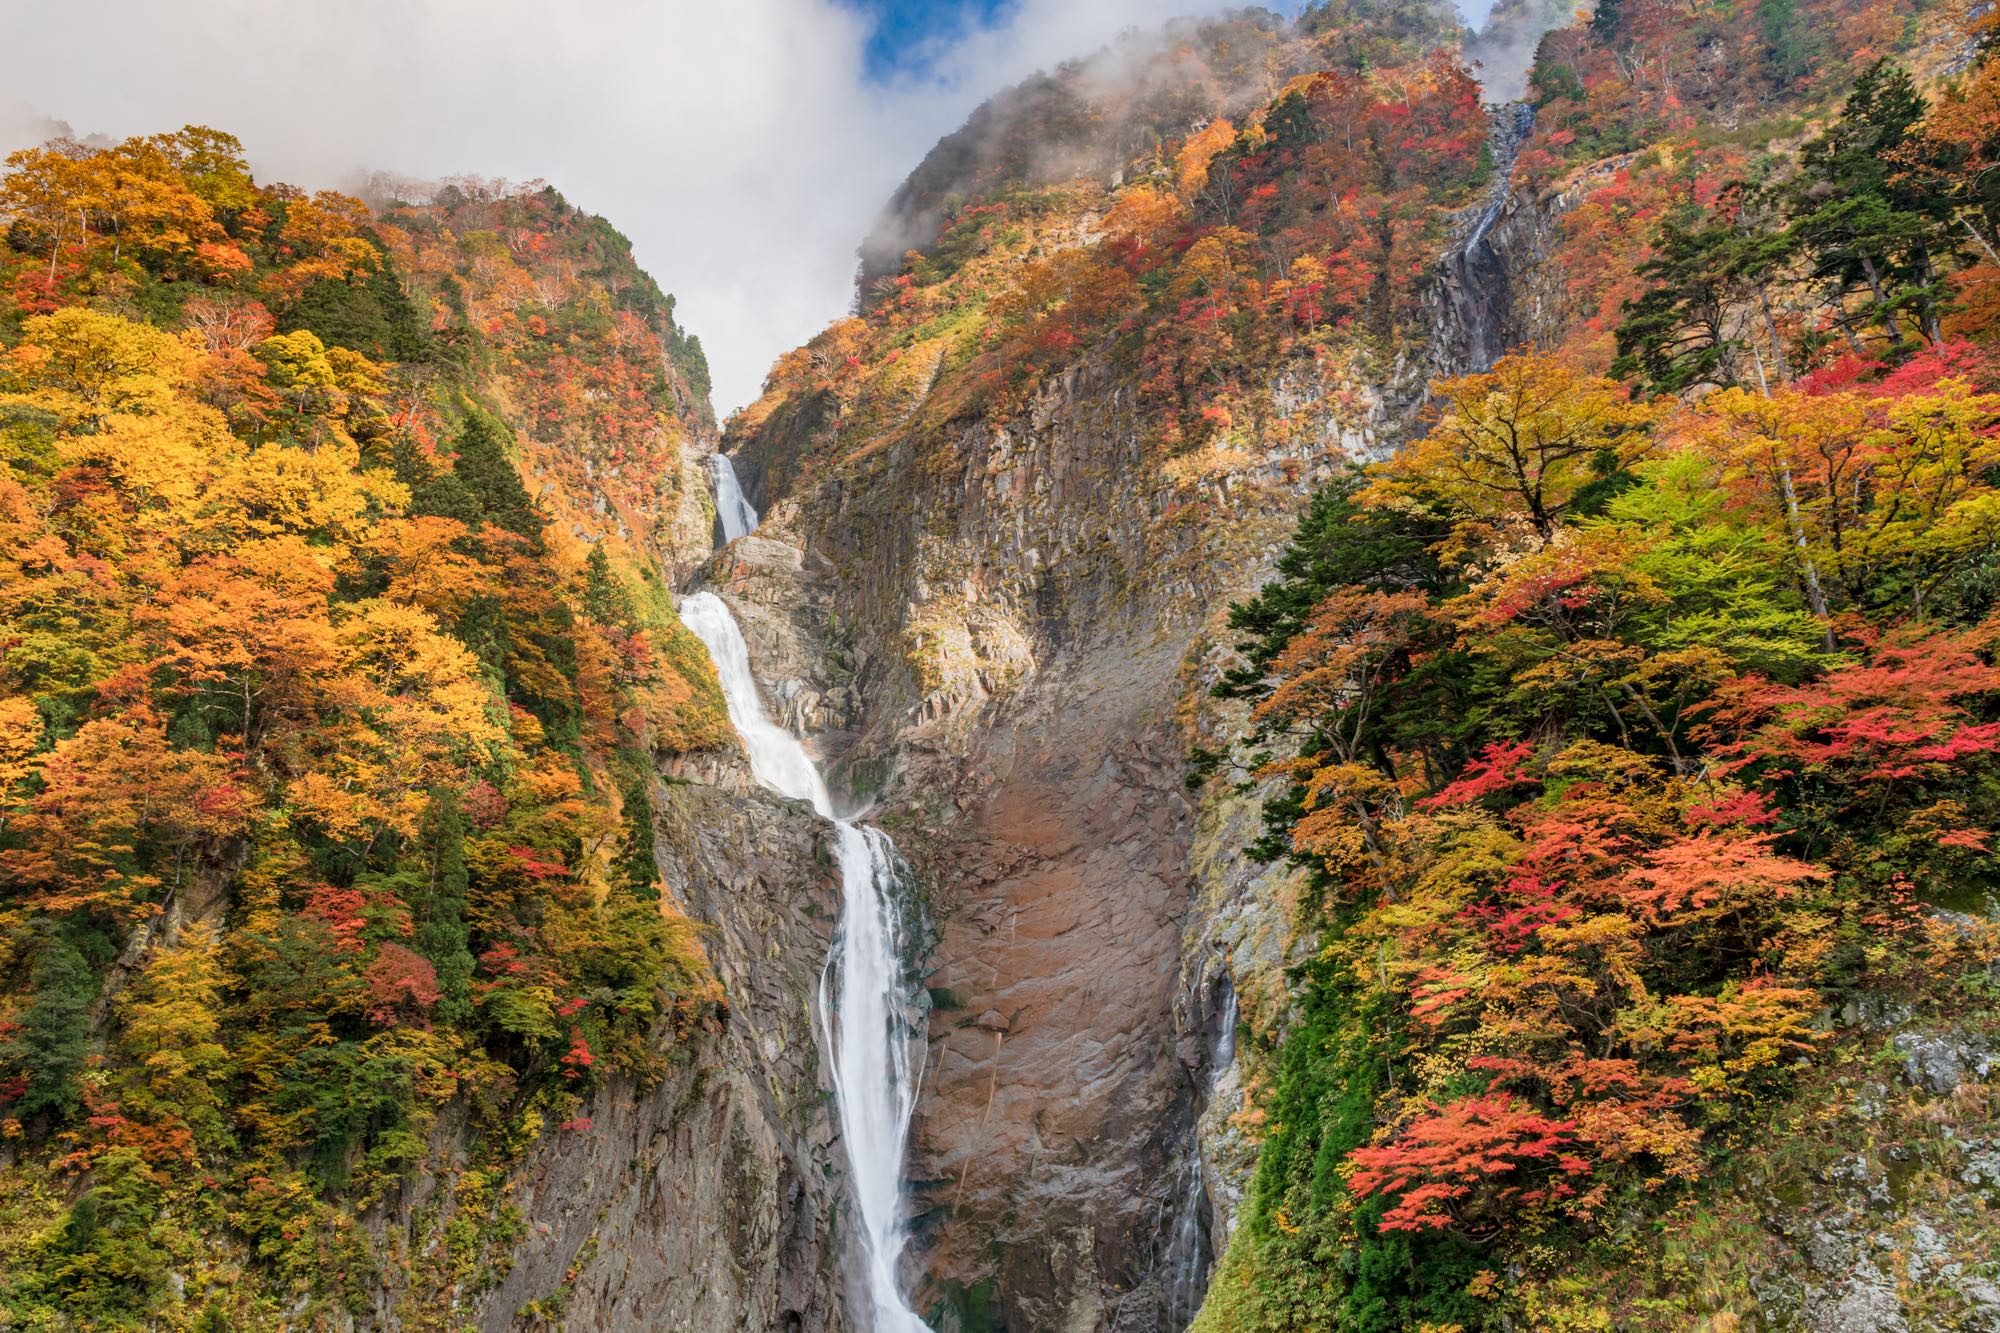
top-left (903, 634), bottom-right (1200, 1330)
top-left (1893, 1027), bottom-right (1997, 1097)
top-left (1419, 103), bottom-right (1606, 387)
top-left (692, 534), bottom-right (866, 763)
top-left (1739, 1024), bottom-right (2000, 1333)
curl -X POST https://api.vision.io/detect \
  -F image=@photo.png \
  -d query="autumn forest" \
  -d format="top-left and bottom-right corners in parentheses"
top-left (5, 0), bottom-right (2000, 1328)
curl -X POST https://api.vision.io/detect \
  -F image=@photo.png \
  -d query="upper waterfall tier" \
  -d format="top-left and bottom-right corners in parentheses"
top-left (712, 454), bottom-right (761, 544)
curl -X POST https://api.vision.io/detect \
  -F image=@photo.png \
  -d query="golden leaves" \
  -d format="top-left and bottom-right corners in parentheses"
top-left (1367, 355), bottom-right (1665, 541)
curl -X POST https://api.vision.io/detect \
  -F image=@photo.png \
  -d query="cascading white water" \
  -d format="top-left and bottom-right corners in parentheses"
top-left (678, 589), bottom-right (932, 1333)
top-left (1213, 985), bottom-right (1238, 1073)
top-left (820, 822), bottom-right (930, 1333)
top-left (1427, 101), bottom-right (1539, 378)
top-left (711, 453), bottom-right (761, 543)
top-left (1165, 1146), bottom-right (1209, 1326)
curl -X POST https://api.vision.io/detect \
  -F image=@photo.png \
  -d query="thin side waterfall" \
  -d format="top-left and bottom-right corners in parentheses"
top-left (1164, 982), bottom-right (1240, 1328)
top-left (711, 453), bottom-right (760, 543)
top-left (1430, 101), bottom-right (1538, 376)
top-left (678, 588), bottom-right (932, 1333)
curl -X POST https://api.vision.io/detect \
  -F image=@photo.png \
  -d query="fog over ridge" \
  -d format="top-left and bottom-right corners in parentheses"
top-left (2, 0), bottom-right (1546, 414)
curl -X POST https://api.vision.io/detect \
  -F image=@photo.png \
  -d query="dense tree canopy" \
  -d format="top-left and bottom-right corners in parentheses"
top-left (0, 125), bottom-right (727, 1327)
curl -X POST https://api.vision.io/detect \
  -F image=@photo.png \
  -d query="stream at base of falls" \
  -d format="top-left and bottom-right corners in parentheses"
top-left (683, 458), bottom-right (932, 1333)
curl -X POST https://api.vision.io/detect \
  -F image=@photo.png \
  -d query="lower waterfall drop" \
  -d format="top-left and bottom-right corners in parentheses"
top-left (679, 589), bottom-right (932, 1333)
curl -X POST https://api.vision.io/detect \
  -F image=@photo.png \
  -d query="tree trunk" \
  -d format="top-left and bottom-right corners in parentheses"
top-left (1757, 281), bottom-right (1792, 383)
top-left (1858, 252), bottom-right (1908, 352)
top-left (1777, 461), bottom-right (1837, 651)
top-left (1960, 214), bottom-right (2000, 269)
top-left (1915, 250), bottom-right (1944, 345)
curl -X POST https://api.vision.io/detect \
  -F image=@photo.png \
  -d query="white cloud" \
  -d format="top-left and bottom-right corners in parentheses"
top-left (1, 0), bottom-right (1268, 415)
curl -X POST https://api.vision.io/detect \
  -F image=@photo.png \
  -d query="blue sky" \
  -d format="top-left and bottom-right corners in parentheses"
top-left (848, 0), bottom-right (1022, 79)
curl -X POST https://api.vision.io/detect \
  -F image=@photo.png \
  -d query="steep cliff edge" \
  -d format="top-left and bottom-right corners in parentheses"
top-left (716, 0), bottom-right (2000, 1327)
top-left (461, 779), bottom-right (848, 1332)
top-left (719, 9), bottom-right (1485, 1316)
top-left (731, 346), bottom-right (1353, 1331)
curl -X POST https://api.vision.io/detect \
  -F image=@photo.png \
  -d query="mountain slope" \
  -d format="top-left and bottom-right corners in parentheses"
top-left (0, 130), bottom-right (854, 1331)
top-left (723, 0), bottom-right (2000, 1327)
top-left (8, 0), bottom-right (2000, 1324)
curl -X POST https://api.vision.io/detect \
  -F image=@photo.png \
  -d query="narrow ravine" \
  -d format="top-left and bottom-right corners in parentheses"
top-left (1429, 100), bottom-right (1538, 376)
top-left (1162, 982), bottom-right (1239, 1328)
top-left (682, 464), bottom-right (933, 1333)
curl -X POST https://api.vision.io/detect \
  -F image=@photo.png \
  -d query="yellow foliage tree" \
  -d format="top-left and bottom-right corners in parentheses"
top-left (1367, 355), bottom-right (1664, 541)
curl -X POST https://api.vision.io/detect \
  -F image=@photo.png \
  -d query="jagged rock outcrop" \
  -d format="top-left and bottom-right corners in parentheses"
top-left (348, 772), bottom-right (849, 1333)
top-left (467, 781), bottom-right (847, 1331)
top-left (695, 535), bottom-right (866, 751)
top-left (1421, 103), bottom-right (1570, 381)
top-left (1739, 1023), bottom-right (2000, 1332)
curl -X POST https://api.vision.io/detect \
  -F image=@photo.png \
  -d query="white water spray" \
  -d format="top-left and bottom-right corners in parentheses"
top-left (679, 588), bottom-right (932, 1333)
top-left (711, 453), bottom-right (761, 543)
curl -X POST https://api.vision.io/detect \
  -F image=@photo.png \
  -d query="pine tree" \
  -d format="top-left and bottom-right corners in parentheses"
top-left (1757, 0), bottom-right (1816, 90)
top-left (1614, 221), bottom-right (1749, 395)
top-left (417, 795), bottom-right (476, 1028)
top-left (449, 410), bottom-right (544, 545)
top-left (1214, 466), bottom-right (1443, 697)
top-left (389, 434), bottom-right (482, 531)
top-left (9, 935), bottom-right (97, 1122)
top-left (1791, 61), bottom-right (1957, 347)
top-left (611, 766), bottom-right (661, 904)
top-left (582, 543), bottom-right (633, 627)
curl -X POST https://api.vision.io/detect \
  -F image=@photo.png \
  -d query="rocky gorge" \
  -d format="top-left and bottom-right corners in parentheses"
top-left (16, 3), bottom-right (1994, 1329)
top-left (683, 75), bottom-right (1606, 1331)
top-left (440, 54), bottom-right (1596, 1333)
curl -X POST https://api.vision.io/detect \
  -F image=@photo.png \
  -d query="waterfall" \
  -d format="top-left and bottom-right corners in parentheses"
top-left (1430, 101), bottom-right (1538, 376)
top-left (711, 452), bottom-right (761, 543)
top-left (1163, 981), bottom-right (1239, 1329)
top-left (1164, 1145), bottom-right (1210, 1327)
top-left (678, 589), bottom-right (932, 1333)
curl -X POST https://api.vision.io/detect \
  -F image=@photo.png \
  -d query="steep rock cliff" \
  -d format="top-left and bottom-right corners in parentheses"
top-left (463, 780), bottom-right (848, 1332)
top-left (727, 340), bottom-right (1372, 1328)
top-left (1420, 103), bottom-right (1571, 383)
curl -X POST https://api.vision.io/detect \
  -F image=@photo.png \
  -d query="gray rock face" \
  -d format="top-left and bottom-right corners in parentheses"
top-left (1419, 138), bottom-right (1626, 391)
top-left (1802, 1267), bottom-right (1909, 1333)
top-left (904, 636), bottom-right (1201, 1331)
top-left (724, 339), bottom-right (1360, 1328)
top-left (464, 781), bottom-right (851, 1332)
top-left (1893, 1028), bottom-right (1997, 1096)
top-left (693, 535), bottom-right (867, 771)
top-left (470, 1054), bottom-right (834, 1332)
top-left (1422, 103), bottom-right (1543, 379)
top-left (1757, 1105), bottom-right (2000, 1333)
